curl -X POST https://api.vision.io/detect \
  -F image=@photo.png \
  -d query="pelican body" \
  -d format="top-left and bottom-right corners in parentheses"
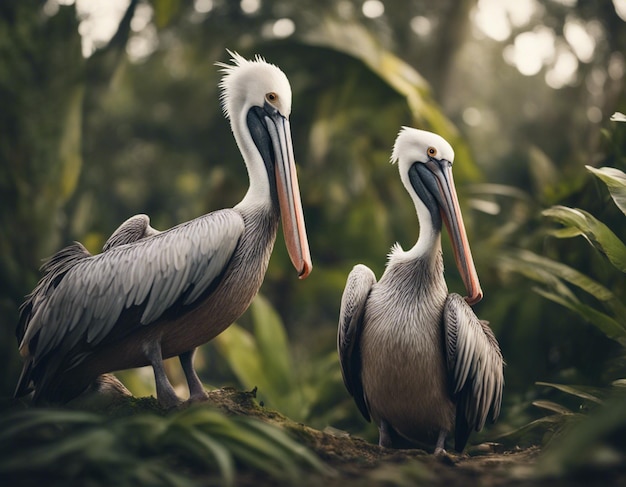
top-left (338, 128), bottom-right (503, 453)
top-left (15, 53), bottom-right (312, 408)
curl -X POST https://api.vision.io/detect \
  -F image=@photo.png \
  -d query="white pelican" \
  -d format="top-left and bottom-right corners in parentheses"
top-left (338, 127), bottom-right (503, 453)
top-left (15, 52), bottom-right (312, 408)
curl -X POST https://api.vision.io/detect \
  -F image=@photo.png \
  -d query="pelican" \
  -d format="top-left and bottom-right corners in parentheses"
top-left (15, 52), bottom-right (312, 408)
top-left (338, 127), bottom-right (503, 454)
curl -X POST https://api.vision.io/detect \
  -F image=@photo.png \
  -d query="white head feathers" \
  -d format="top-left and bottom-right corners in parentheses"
top-left (390, 126), bottom-right (455, 167)
top-left (388, 127), bottom-right (456, 261)
top-left (216, 50), bottom-right (292, 121)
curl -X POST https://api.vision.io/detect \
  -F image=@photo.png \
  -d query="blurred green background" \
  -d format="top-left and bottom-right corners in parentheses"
top-left (1, 0), bottom-right (625, 454)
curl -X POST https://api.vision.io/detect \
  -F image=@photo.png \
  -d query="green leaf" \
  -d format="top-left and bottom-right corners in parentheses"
top-left (114, 413), bottom-right (172, 443)
top-left (533, 287), bottom-right (626, 344)
top-left (300, 16), bottom-right (480, 183)
top-left (467, 183), bottom-right (532, 201)
top-left (0, 409), bottom-right (101, 443)
top-left (213, 323), bottom-right (267, 392)
top-left (532, 400), bottom-right (574, 415)
top-left (0, 428), bottom-right (118, 471)
top-left (497, 252), bottom-right (580, 302)
top-left (251, 294), bottom-right (295, 394)
top-left (241, 419), bottom-right (333, 476)
top-left (504, 250), bottom-right (626, 316)
top-left (543, 205), bottom-right (626, 272)
top-left (57, 85), bottom-right (84, 202)
top-left (177, 427), bottom-right (235, 486)
top-left (210, 423), bottom-right (301, 480)
top-left (0, 405), bottom-right (329, 486)
top-left (214, 296), bottom-right (308, 419)
top-left (536, 391), bottom-right (626, 476)
top-left (218, 438), bottom-right (290, 479)
top-left (529, 146), bottom-right (560, 203)
top-left (535, 382), bottom-right (605, 404)
top-left (545, 227), bottom-right (584, 239)
top-left (586, 165), bottom-right (626, 216)
top-left (495, 414), bottom-right (582, 448)
top-left (498, 251), bottom-right (626, 343)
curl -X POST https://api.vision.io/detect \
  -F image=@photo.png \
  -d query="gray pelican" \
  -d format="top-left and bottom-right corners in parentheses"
top-left (338, 127), bottom-right (503, 454)
top-left (15, 53), bottom-right (312, 408)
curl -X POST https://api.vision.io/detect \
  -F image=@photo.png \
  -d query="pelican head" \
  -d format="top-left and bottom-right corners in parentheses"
top-left (219, 52), bottom-right (292, 120)
top-left (218, 52), bottom-right (311, 279)
top-left (392, 127), bottom-right (482, 305)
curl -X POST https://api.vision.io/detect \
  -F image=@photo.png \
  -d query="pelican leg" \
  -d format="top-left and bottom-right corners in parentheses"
top-left (144, 340), bottom-right (181, 409)
top-left (434, 429), bottom-right (447, 456)
top-left (378, 419), bottom-right (394, 448)
top-left (179, 348), bottom-right (208, 402)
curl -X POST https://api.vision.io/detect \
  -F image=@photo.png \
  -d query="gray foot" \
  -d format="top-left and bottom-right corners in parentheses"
top-left (434, 429), bottom-right (447, 455)
top-left (144, 340), bottom-right (181, 409)
top-left (378, 419), bottom-right (394, 448)
top-left (179, 348), bottom-right (208, 402)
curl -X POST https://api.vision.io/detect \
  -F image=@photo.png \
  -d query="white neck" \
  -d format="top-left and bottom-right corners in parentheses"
top-left (231, 109), bottom-right (272, 210)
top-left (388, 194), bottom-right (441, 264)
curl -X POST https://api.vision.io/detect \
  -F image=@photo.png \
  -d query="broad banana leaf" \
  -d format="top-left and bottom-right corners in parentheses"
top-left (300, 16), bottom-right (480, 182)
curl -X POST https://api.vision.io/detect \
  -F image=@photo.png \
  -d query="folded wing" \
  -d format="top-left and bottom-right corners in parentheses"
top-left (337, 264), bottom-right (377, 421)
top-left (443, 293), bottom-right (504, 451)
top-left (16, 209), bottom-right (245, 397)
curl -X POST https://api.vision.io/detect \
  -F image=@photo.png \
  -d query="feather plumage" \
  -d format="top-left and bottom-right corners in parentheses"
top-left (338, 128), bottom-right (503, 453)
top-left (14, 52), bottom-right (310, 407)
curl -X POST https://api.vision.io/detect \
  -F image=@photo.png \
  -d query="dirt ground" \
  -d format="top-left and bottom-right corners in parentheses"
top-left (150, 387), bottom-right (626, 487)
top-left (8, 384), bottom-right (621, 487)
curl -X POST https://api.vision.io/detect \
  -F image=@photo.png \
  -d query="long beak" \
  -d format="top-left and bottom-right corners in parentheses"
top-left (426, 159), bottom-right (482, 305)
top-left (265, 113), bottom-right (312, 279)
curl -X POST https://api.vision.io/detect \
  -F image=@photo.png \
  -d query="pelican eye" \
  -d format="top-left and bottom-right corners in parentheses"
top-left (427, 146), bottom-right (437, 157)
top-left (266, 92), bottom-right (278, 103)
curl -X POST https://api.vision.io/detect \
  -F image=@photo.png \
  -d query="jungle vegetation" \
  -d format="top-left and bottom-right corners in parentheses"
top-left (1, 0), bottom-right (625, 485)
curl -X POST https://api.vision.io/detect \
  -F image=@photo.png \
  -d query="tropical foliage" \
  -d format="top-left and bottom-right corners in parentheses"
top-left (0, 404), bottom-right (331, 486)
top-left (214, 295), bottom-right (347, 426)
top-left (1, 0), bottom-right (626, 484)
top-left (494, 117), bottom-right (626, 472)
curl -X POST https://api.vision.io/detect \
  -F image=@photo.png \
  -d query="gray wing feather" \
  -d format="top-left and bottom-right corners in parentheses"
top-left (20, 209), bottom-right (244, 364)
top-left (338, 264), bottom-right (377, 422)
top-left (443, 293), bottom-right (504, 436)
top-left (102, 214), bottom-right (160, 251)
top-left (21, 242), bottom-right (93, 333)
